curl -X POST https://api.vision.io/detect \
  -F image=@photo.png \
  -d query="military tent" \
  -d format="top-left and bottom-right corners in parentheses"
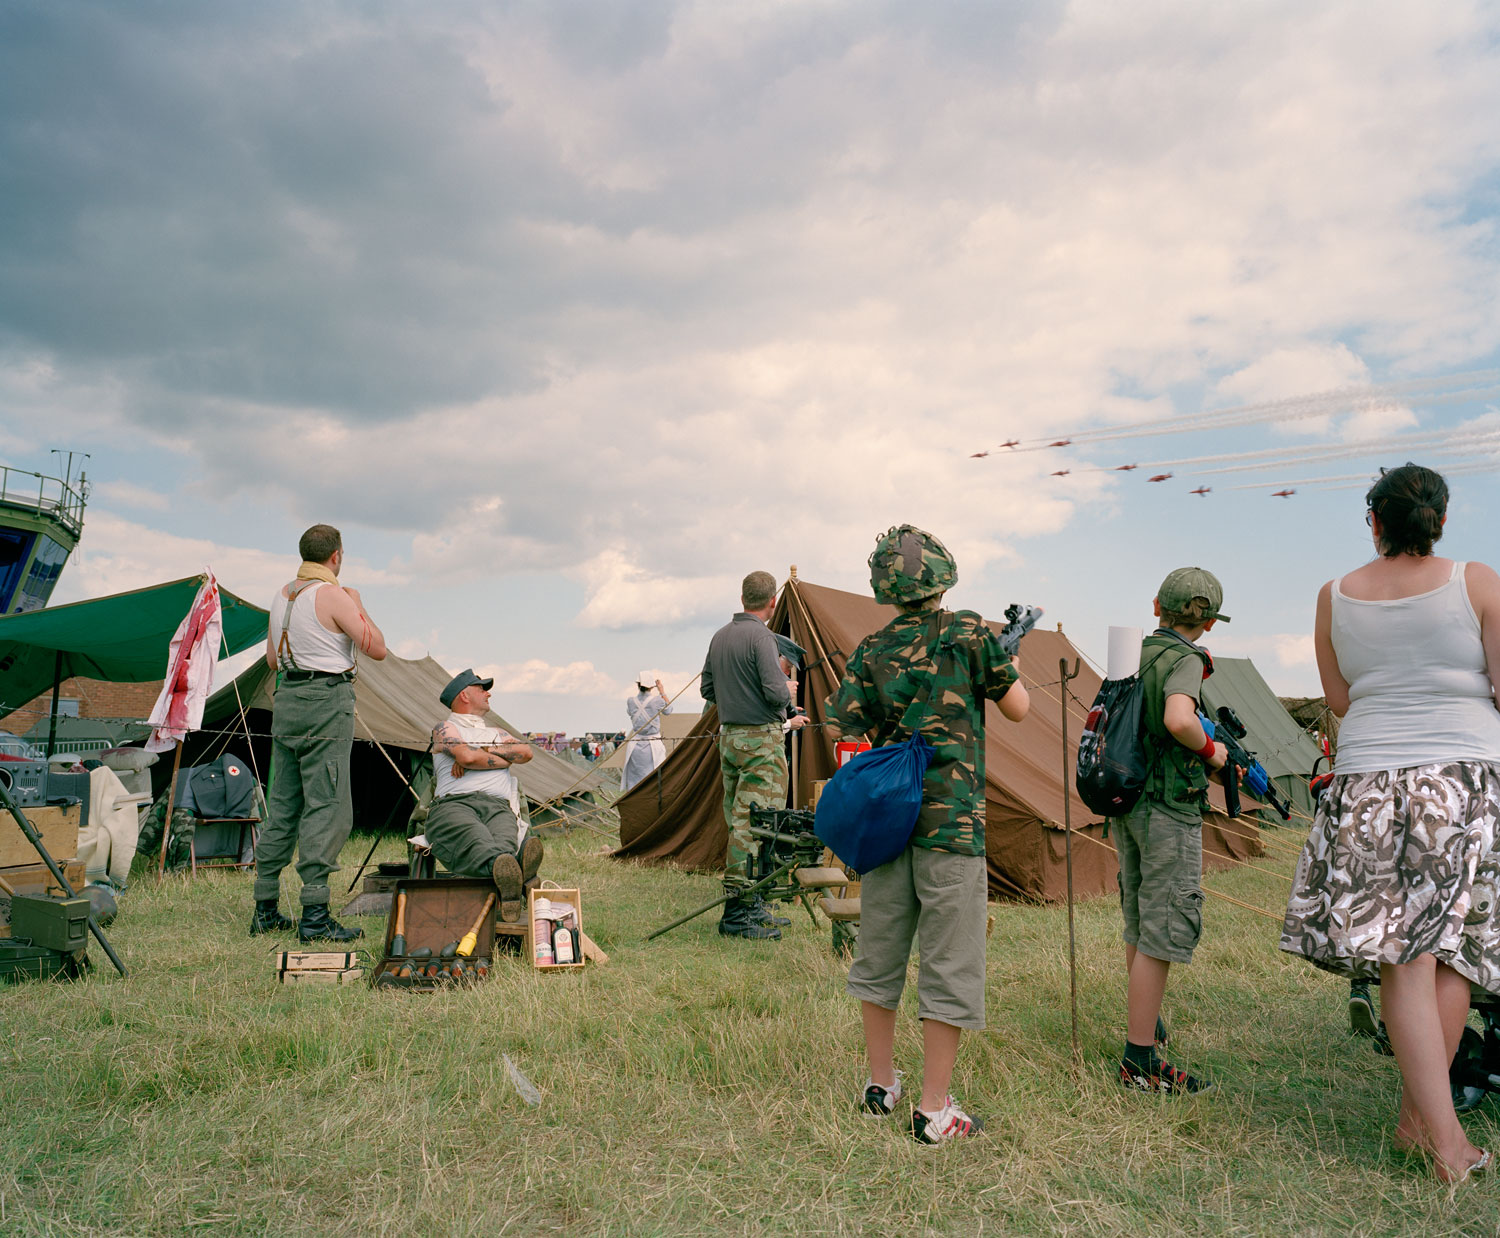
top-left (192, 653), bottom-right (609, 832)
top-left (613, 577), bottom-right (1263, 902)
top-left (1201, 657), bottom-right (1324, 821)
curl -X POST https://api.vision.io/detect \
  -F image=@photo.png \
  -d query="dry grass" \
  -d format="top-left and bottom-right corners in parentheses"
top-left (1, 823), bottom-right (1497, 1236)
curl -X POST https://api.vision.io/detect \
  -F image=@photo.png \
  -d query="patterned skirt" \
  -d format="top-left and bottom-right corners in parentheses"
top-left (1280, 761), bottom-right (1500, 992)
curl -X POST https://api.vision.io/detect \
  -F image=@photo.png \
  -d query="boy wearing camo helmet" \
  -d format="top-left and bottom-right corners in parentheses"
top-left (825, 525), bottom-right (1030, 1143)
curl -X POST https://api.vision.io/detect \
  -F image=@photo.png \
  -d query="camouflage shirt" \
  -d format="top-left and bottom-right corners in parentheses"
top-left (824, 606), bottom-right (1019, 856)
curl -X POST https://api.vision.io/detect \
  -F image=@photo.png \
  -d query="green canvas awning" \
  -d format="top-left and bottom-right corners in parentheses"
top-left (0, 576), bottom-right (269, 720)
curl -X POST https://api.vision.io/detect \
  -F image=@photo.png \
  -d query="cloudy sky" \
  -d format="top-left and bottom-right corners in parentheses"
top-left (3, 1), bottom-right (1499, 734)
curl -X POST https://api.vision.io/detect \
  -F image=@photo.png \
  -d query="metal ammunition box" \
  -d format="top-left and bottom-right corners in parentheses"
top-left (9, 893), bottom-right (90, 953)
top-left (0, 939), bottom-right (73, 984)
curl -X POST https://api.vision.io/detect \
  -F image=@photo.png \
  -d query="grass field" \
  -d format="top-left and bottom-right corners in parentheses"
top-left (2, 819), bottom-right (1498, 1237)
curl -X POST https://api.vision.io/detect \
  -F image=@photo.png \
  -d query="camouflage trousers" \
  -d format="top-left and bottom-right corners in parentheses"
top-left (718, 722), bottom-right (788, 884)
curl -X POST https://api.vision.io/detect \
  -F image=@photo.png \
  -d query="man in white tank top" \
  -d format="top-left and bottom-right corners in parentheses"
top-left (427, 669), bottom-right (543, 922)
top-left (252, 524), bottom-right (388, 942)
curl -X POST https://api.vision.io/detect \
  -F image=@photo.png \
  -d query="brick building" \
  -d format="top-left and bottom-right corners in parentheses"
top-left (3, 677), bottom-right (164, 734)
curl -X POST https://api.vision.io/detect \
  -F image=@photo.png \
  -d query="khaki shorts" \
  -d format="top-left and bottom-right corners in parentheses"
top-left (846, 846), bottom-right (988, 1030)
top-left (1116, 800), bottom-right (1204, 964)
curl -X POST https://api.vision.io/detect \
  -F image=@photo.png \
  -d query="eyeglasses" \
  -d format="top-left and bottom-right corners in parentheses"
top-left (1365, 510), bottom-right (1375, 527)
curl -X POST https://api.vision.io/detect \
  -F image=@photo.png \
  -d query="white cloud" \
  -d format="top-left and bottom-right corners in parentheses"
top-left (477, 658), bottom-right (620, 697)
top-left (55, 510), bottom-right (405, 607)
top-left (92, 480), bottom-right (170, 512)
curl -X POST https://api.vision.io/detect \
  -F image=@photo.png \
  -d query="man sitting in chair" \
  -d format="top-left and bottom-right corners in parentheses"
top-left (428, 669), bottom-right (543, 922)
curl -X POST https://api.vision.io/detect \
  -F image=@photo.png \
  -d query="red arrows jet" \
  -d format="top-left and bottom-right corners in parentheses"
top-left (1047, 439), bottom-right (1072, 448)
top-left (1114, 463), bottom-right (1139, 471)
top-left (1190, 487), bottom-right (1211, 496)
top-left (1001, 439), bottom-right (1020, 449)
top-left (1272, 489), bottom-right (1296, 498)
top-left (1147, 473), bottom-right (1173, 483)
top-left (1050, 469), bottom-right (1070, 477)
top-left (969, 451), bottom-right (989, 458)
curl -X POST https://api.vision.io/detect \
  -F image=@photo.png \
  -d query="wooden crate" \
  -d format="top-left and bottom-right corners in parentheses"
top-left (282, 967), bottom-right (364, 986)
top-left (0, 803), bottom-right (80, 870)
top-left (528, 885), bottom-right (585, 972)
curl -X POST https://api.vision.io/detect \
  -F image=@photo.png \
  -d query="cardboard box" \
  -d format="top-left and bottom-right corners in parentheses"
top-left (527, 885), bottom-right (585, 972)
top-left (0, 802), bottom-right (80, 869)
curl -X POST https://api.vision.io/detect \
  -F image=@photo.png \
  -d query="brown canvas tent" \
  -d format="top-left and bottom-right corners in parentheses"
top-left (195, 653), bottom-right (610, 828)
top-left (614, 577), bottom-right (1263, 902)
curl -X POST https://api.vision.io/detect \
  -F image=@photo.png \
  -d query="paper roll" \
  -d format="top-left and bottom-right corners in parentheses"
top-left (1107, 627), bottom-right (1143, 680)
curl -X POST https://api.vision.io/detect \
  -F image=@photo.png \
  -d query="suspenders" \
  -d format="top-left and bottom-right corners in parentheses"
top-left (276, 581), bottom-right (317, 672)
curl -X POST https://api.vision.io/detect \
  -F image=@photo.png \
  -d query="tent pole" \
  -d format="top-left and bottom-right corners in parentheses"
top-left (157, 740), bottom-right (184, 877)
top-left (46, 649), bottom-right (63, 758)
top-left (1059, 656), bottom-right (1082, 1069)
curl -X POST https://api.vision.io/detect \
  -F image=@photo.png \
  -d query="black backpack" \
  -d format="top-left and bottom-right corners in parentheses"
top-left (1075, 644), bottom-right (1198, 817)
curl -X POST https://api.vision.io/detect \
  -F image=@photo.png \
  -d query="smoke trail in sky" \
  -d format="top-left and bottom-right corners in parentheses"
top-left (975, 369), bottom-right (1500, 455)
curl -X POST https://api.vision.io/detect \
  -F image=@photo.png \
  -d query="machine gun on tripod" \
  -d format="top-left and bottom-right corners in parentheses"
top-left (646, 808), bottom-right (838, 940)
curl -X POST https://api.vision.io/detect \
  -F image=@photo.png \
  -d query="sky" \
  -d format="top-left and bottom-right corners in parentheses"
top-left (3, 0), bottom-right (1499, 735)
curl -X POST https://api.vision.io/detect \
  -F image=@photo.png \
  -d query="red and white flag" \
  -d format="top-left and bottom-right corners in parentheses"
top-left (145, 571), bottom-right (223, 753)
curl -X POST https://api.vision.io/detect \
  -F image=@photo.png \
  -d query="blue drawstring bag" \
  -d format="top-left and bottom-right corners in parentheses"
top-left (814, 731), bottom-right (935, 872)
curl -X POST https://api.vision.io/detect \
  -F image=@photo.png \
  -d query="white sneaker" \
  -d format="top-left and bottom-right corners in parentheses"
top-left (911, 1095), bottom-right (984, 1144)
top-left (860, 1073), bottom-right (903, 1116)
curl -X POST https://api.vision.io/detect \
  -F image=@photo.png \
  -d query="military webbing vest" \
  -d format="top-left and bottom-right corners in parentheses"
top-left (1138, 631), bottom-right (1213, 812)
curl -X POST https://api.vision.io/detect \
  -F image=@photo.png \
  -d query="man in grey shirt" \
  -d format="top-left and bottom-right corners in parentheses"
top-left (701, 570), bottom-right (811, 940)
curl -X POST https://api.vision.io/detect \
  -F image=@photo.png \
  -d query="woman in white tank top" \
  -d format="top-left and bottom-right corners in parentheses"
top-left (1281, 464), bottom-right (1500, 1182)
top-left (1278, 462), bottom-right (1500, 1176)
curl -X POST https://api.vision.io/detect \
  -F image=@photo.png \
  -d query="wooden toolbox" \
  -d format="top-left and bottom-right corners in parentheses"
top-left (528, 885), bottom-right (586, 972)
top-left (370, 877), bottom-right (523, 991)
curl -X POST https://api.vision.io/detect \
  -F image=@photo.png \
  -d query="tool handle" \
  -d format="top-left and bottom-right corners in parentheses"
top-left (456, 893), bottom-right (497, 958)
top-left (393, 890), bottom-right (408, 938)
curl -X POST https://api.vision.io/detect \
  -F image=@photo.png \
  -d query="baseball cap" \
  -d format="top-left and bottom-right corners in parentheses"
top-left (440, 668), bottom-right (494, 708)
top-left (1157, 567), bottom-right (1231, 623)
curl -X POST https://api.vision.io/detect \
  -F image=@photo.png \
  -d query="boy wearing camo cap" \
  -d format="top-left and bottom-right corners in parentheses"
top-left (1115, 567), bottom-right (1230, 1095)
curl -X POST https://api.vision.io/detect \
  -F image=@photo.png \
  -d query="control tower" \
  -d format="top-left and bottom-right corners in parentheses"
top-left (0, 454), bottom-right (88, 615)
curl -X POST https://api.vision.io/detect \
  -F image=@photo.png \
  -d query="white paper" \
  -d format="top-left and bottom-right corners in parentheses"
top-left (1107, 626), bottom-right (1143, 680)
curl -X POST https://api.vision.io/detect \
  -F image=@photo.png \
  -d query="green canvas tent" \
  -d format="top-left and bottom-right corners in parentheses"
top-left (1201, 656), bottom-right (1324, 821)
top-left (0, 575), bottom-right (268, 749)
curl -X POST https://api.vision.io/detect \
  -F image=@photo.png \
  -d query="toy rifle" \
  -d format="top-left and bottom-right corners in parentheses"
top-left (1199, 705), bottom-right (1293, 821)
top-left (998, 603), bottom-right (1044, 656)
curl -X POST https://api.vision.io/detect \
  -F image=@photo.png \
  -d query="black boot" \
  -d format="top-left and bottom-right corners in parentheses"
top-left (718, 889), bottom-right (780, 940)
top-left (249, 898), bottom-right (295, 936)
top-left (750, 894), bottom-right (791, 927)
top-left (297, 903), bottom-right (363, 943)
top-left (519, 835), bottom-right (545, 886)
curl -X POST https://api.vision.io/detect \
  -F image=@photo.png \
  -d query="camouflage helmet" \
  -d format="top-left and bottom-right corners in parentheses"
top-left (868, 525), bottom-right (957, 605)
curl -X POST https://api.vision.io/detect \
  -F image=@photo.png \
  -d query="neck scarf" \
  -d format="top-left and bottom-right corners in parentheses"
top-left (296, 561), bottom-right (340, 586)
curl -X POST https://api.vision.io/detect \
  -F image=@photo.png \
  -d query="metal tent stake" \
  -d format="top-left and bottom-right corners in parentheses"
top-left (1060, 655), bottom-right (1082, 1067)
